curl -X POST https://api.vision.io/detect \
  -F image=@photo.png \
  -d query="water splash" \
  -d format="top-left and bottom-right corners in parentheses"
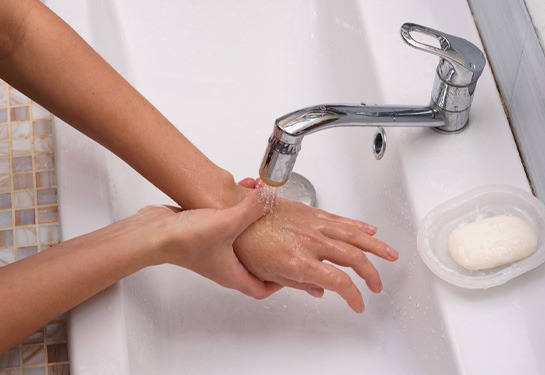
top-left (259, 184), bottom-right (277, 215)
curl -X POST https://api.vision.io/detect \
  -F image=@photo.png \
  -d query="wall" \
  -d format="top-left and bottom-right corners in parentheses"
top-left (468, 0), bottom-right (545, 200)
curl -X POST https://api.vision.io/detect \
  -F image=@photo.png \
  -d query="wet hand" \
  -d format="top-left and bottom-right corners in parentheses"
top-left (233, 190), bottom-right (399, 313)
top-left (141, 188), bottom-right (281, 299)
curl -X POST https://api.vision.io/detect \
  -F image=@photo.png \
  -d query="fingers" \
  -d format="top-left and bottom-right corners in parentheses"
top-left (316, 237), bottom-right (383, 293)
top-left (298, 261), bottom-right (365, 313)
top-left (314, 210), bottom-right (378, 236)
top-left (234, 271), bottom-right (283, 299)
top-left (270, 278), bottom-right (326, 298)
top-left (321, 223), bottom-right (399, 262)
top-left (237, 177), bottom-right (257, 189)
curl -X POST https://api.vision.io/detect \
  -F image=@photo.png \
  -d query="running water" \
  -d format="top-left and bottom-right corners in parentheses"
top-left (259, 184), bottom-right (277, 215)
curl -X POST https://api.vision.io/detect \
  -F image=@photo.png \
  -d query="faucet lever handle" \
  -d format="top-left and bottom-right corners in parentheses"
top-left (400, 23), bottom-right (486, 86)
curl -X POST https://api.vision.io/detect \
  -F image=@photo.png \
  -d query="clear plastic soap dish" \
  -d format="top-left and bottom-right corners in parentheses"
top-left (417, 185), bottom-right (545, 289)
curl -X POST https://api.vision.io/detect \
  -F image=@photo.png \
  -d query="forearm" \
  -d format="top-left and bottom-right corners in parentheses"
top-left (0, 221), bottom-right (158, 353)
top-left (0, 0), bottom-right (244, 209)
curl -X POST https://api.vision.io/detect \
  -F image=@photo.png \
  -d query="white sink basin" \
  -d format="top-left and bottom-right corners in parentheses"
top-left (46, 0), bottom-right (545, 374)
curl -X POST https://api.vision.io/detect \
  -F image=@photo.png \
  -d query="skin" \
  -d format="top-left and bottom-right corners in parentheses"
top-left (0, 0), bottom-right (399, 353)
top-left (0, 189), bottom-right (276, 353)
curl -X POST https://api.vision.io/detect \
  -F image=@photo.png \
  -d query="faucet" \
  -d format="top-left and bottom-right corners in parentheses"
top-left (259, 23), bottom-right (486, 186)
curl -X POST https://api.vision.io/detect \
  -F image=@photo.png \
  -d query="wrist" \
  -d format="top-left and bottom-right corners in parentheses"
top-left (209, 169), bottom-right (248, 210)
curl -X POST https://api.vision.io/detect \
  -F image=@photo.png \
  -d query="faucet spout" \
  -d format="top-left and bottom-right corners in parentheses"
top-left (259, 104), bottom-right (445, 186)
top-left (259, 22), bottom-right (486, 187)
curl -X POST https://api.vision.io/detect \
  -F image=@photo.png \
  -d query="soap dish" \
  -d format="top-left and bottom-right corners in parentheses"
top-left (417, 185), bottom-right (545, 289)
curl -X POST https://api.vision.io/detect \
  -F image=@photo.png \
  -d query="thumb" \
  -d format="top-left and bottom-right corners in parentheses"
top-left (224, 187), bottom-right (275, 237)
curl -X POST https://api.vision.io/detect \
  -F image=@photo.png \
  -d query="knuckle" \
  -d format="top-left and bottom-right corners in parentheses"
top-left (352, 250), bottom-right (368, 264)
top-left (330, 271), bottom-right (353, 290)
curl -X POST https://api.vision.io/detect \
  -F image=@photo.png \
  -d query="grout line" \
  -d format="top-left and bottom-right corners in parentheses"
top-left (0, 81), bottom-right (67, 374)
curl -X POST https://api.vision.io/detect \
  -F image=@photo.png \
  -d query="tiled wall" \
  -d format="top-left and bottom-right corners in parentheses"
top-left (0, 79), bottom-right (69, 374)
top-left (468, 0), bottom-right (545, 200)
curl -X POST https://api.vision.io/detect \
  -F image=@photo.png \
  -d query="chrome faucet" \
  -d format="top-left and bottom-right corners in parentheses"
top-left (259, 23), bottom-right (486, 186)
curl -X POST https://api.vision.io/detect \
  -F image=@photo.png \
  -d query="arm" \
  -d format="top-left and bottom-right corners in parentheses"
top-left (0, 0), bottom-right (241, 210)
top-left (0, 189), bottom-right (278, 354)
top-left (0, 0), bottom-right (398, 314)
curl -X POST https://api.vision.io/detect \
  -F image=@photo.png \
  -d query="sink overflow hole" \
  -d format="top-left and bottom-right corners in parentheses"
top-left (373, 127), bottom-right (386, 160)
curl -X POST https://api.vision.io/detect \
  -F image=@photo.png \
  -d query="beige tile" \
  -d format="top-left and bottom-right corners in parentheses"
top-left (11, 122), bottom-right (31, 138)
top-left (37, 189), bottom-right (56, 206)
top-left (36, 171), bottom-right (56, 188)
top-left (15, 227), bottom-right (36, 246)
top-left (14, 191), bottom-right (34, 208)
top-left (33, 136), bottom-right (53, 153)
top-left (0, 248), bottom-right (14, 266)
top-left (10, 106), bottom-right (30, 122)
top-left (34, 154), bottom-right (54, 170)
top-left (9, 90), bottom-right (29, 106)
top-left (22, 345), bottom-right (45, 366)
top-left (33, 120), bottom-right (52, 136)
top-left (14, 173), bottom-right (34, 190)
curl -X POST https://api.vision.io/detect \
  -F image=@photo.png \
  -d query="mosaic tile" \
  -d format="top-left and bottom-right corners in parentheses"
top-left (0, 89), bottom-right (7, 107)
top-left (22, 345), bottom-right (45, 366)
top-left (37, 189), bottom-right (57, 206)
top-left (0, 193), bottom-right (11, 209)
top-left (33, 136), bottom-right (53, 153)
top-left (10, 106), bottom-right (30, 122)
top-left (39, 225), bottom-right (59, 243)
top-left (48, 364), bottom-right (70, 375)
top-left (31, 104), bottom-right (50, 120)
top-left (14, 191), bottom-right (34, 208)
top-left (46, 323), bottom-right (66, 343)
top-left (0, 108), bottom-right (7, 124)
top-left (0, 140), bottom-right (9, 157)
top-left (0, 229), bottom-right (14, 247)
top-left (12, 138), bottom-right (33, 156)
top-left (37, 206), bottom-right (58, 224)
top-left (0, 348), bottom-right (19, 368)
top-left (9, 90), bottom-right (29, 106)
top-left (17, 246), bottom-right (38, 261)
top-left (15, 209), bottom-right (35, 226)
top-left (0, 176), bottom-right (11, 192)
top-left (22, 366), bottom-right (46, 375)
top-left (0, 210), bottom-right (12, 228)
top-left (12, 122), bottom-right (31, 138)
top-left (0, 369), bottom-right (22, 375)
top-left (46, 344), bottom-right (68, 363)
top-left (23, 328), bottom-right (45, 345)
top-left (0, 158), bottom-right (10, 174)
top-left (16, 227), bottom-right (37, 246)
top-left (33, 120), bottom-right (52, 136)
top-left (0, 82), bottom-right (67, 373)
top-left (0, 124), bottom-right (8, 140)
top-left (14, 173), bottom-right (34, 190)
top-left (34, 153), bottom-right (54, 170)
top-left (36, 171), bottom-right (55, 188)
top-left (13, 156), bottom-right (33, 172)
top-left (0, 248), bottom-right (14, 266)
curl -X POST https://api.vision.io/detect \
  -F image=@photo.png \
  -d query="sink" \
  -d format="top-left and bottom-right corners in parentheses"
top-left (46, 0), bottom-right (545, 374)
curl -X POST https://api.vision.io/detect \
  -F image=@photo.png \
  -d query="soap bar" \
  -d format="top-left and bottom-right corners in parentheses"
top-left (448, 215), bottom-right (538, 270)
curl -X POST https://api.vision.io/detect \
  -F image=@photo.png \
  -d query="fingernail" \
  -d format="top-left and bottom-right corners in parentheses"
top-left (306, 286), bottom-right (323, 298)
top-left (366, 224), bottom-right (378, 233)
top-left (386, 246), bottom-right (399, 260)
top-left (377, 280), bottom-right (383, 293)
top-left (359, 302), bottom-right (365, 313)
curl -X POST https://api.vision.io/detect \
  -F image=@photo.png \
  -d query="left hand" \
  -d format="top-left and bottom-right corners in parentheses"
top-left (232, 180), bottom-right (398, 313)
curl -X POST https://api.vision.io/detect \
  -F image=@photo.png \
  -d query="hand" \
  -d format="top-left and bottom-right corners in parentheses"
top-left (233, 184), bottom-right (399, 313)
top-left (141, 188), bottom-right (281, 298)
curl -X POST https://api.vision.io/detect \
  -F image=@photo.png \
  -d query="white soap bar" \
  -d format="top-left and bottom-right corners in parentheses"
top-left (448, 215), bottom-right (538, 270)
